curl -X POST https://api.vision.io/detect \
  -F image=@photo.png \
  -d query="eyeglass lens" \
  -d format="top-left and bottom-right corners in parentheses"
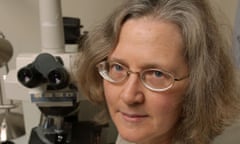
top-left (97, 61), bottom-right (175, 91)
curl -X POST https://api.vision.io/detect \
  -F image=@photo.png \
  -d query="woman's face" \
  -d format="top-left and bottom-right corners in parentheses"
top-left (104, 17), bottom-right (189, 144)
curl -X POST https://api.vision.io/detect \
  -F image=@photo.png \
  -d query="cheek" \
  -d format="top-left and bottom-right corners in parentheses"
top-left (150, 83), bottom-right (188, 118)
top-left (103, 81), bottom-right (116, 105)
top-left (148, 94), bottom-right (183, 131)
top-left (163, 80), bottom-right (189, 106)
top-left (150, 94), bottom-right (182, 117)
top-left (103, 81), bottom-right (121, 119)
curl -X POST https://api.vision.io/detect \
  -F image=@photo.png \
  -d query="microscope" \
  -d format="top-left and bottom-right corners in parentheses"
top-left (2, 0), bottom-right (110, 143)
top-left (16, 51), bottom-right (104, 144)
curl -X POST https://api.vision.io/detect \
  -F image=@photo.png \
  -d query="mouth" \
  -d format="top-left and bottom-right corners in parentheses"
top-left (120, 112), bottom-right (149, 123)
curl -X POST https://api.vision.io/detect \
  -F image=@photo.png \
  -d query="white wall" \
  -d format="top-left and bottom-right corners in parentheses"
top-left (0, 0), bottom-right (125, 69)
top-left (211, 0), bottom-right (239, 26)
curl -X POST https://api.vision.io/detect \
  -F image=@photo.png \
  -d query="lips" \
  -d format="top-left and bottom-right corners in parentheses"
top-left (121, 111), bottom-right (149, 122)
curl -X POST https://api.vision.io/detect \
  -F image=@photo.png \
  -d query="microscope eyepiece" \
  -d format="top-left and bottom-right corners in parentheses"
top-left (47, 68), bottom-right (69, 90)
top-left (17, 64), bottom-right (45, 88)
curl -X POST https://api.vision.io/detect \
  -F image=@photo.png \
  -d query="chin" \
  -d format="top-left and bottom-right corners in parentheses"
top-left (118, 128), bottom-right (149, 143)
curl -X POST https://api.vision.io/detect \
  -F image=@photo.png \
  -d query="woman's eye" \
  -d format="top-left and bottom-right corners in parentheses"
top-left (153, 70), bottom-right (163, 77)
top-left (110, 63), bottom-right (124, 72)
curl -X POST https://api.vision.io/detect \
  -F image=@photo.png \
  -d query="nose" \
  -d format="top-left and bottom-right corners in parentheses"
top-left (119, 73), bottom-right (145, 105)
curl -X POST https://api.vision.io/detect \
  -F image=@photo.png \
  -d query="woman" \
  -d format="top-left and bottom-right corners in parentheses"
top-left (76, 0), bottom-right (240, 143)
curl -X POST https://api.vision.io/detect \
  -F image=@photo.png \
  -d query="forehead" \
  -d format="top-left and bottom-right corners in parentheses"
top-left (109, 17), bottom-right (186, 73)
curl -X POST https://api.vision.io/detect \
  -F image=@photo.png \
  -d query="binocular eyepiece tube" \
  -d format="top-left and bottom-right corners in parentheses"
top-left (17, 53), bottom-right (69, 90)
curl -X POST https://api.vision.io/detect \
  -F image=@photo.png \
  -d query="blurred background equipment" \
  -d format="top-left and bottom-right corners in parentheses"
top-left (0, 32), bottom-right (25, 143)
top-left (0, 32), bottom-right (13, 68)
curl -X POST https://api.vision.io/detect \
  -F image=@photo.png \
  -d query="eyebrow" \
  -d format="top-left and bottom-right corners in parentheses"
top-left (108, 57), bottom-right (173, 73)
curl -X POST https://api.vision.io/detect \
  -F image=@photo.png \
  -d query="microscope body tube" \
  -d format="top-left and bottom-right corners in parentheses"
top-left (39, 0), bottom-right (65, 53)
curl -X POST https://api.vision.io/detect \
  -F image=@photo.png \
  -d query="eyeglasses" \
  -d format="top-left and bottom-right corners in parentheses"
top-left (96, 61), bottom-right (188, 92)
